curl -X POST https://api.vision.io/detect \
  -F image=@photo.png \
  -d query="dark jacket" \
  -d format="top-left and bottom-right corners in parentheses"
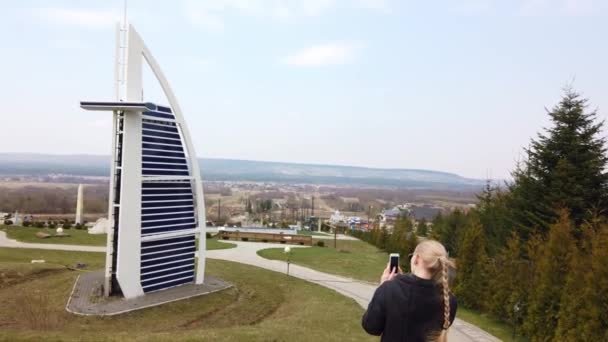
top-left (362, 273), bottom-right (457, 342)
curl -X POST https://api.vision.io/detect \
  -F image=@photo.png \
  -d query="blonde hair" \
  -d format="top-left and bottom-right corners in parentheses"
top-left (413, 240), bottom-right (455, 342)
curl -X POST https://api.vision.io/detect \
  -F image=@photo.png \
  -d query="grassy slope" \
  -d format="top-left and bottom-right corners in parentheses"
top-left (257, 239), bottom-right (387, 284)
top-left (0, 247), bottom-right (374, 342)
top-left (1, 226), bottom-right (236, 250)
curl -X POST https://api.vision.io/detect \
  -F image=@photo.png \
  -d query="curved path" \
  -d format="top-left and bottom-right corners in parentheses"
top-left (0, 231), bottom-right (499, 342)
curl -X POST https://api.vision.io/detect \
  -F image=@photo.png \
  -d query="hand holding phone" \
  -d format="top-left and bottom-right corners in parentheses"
top-left (389, 253), bottom-right (400, 273)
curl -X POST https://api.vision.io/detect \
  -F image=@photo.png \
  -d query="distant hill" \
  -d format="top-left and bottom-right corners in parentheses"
top-left (0, 153), bottom-right (486, 191)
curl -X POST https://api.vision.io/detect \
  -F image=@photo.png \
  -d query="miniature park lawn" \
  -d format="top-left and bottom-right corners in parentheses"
top-left (0, 247), bottom-right (374, 342)
top-left (0, 226), bottom-right (236, 250)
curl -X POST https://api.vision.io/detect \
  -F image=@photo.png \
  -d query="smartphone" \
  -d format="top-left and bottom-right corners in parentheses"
top-left (389, 253), bottom-right (399, 273)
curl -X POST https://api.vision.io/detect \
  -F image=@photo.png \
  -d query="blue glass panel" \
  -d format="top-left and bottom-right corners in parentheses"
top-left (141, 246), bottom-right (196, 261)
top-left (142, 188), bottom-right (192, 195)
top-left (142, 200), bottom-right (194, 208)
top-left (141, 265), bottom-right (195, 280)
top-left (142, 235), bottom-right (194, 248)
top-left (141, 253), bottom-right (194, 268)
top-left (142, 276), bottom-right (194, 293)
top-left (143, 156), bottom-right (187, 164)
top-left (141, 241), bottom-right (195, 255)
top-left (142, 272), bottom-right (194, 287)
top-left (142, 162), bottom-right (189, 170)
top-left (142, 149), bottom-right (186, 158)
top-left (140, 259), bottom-right (193, 274)
top-left (141, 223), bottom-right (197, 235)
top-left (142, 212), bottom-right (195, 222)
top-left (157, 105), bottom-right (172, 113)
top-left (142, 169), bottom-right (190, 176)
top-left (142, 143), bottom-right (184, 152)
top-left (142, 217), bottom-right (195, 228)
top-left (142, 123), bottom-right (178, 133)
top-left (142, 129), bottom-right (181, 140)
top-left (143, 111), bottom-right (174, 120)
top-left (142, 136), bottom-right (183, 146)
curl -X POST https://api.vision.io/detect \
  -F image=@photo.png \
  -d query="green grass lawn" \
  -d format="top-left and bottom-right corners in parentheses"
top-left (257, 239), bottom-right (388, 283)
top-left (205, 238), bottom-right (236, 250)
top-left (1, 225), bottom-right (236, 250)
top-left (2, 225), bottom-right (107, 246)
top-left (297, 230), bottom-right (328, 236)
top-left (0, 247), bottom-right (374, 342)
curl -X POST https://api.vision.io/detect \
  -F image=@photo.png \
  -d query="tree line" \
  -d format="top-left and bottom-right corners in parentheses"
top-left (356, 89), bottom-right (608, 341)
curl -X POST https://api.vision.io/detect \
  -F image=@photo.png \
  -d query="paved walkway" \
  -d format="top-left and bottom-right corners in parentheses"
top-left (0, 231), bottom-right (500, 341)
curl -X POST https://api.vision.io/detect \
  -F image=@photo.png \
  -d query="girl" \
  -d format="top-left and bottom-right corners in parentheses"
top-left (362, 240), bottom-right (457, 341)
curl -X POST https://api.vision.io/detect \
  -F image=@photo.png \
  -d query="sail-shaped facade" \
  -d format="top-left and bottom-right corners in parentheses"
top-left (81, 25), bottom-right (206, 299)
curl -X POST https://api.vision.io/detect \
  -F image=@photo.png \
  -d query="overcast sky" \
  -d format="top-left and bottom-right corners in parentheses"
top-left (1, 0), bottom-right (607, 179)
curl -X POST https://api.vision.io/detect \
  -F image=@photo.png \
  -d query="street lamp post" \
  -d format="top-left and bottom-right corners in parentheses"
top-left (284, 246), bottom-right (291, 276)
top-left (513, 302), bottom-right (521, 339)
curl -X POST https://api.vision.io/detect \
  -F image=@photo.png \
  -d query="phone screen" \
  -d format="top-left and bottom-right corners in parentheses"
top-left (389, 254), bottom-right (399, 273)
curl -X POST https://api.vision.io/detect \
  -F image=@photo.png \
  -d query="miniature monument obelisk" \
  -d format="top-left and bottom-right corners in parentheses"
top-left (75, 184), bottom-right (83, 225)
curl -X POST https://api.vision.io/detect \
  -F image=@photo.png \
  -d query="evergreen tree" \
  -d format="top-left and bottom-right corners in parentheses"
top-left (524, 210), bottom-right (575, 341)
top-left (554, 224), bottom-right (594, 340)
top-left (430, 209), bottom-right (468, 256)
top-left (508, 89), bottom-right (608, 237)
top-left (417, 218), bottom-right (429, 236)
top-left (578, 220), bottom-right (608, 339)
top-left (454, 218), bottom-right (489, 310)
top-left (476, 181), bottom-right (511, 255)
top-left (487, 233), bottom-right (527, 324)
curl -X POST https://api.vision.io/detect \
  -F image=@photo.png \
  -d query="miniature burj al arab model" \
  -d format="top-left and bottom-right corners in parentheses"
top-left (81, 23), bottom-right (207, 299)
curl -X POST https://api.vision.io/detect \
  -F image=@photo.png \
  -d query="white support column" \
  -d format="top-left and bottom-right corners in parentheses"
top-left (114, 25), bottom-right (145, 299)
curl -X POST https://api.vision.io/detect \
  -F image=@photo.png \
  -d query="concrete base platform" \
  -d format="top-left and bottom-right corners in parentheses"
top-left (66, 270), bottom-right (232, 316)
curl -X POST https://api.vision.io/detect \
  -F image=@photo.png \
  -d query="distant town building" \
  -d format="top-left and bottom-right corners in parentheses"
top-left (330, 210), bottom-right (346, 224)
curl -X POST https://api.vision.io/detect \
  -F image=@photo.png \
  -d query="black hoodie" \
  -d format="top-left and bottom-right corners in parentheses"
top-left (362, 273), bottom-right (457, 342)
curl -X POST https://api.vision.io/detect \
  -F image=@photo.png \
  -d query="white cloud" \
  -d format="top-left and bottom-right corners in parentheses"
top-left (282, 42), bottom-right (362, 67)
top-left (453, 0), bottom-right (494, 15)
top-left (183, 0), bottom-right (390, 31)
top-left (519, 0), bottom-right (597, 16)
top-left (356, 0), bottom-right (390, 12)
top-left (561, 0), bottom-right (594, 15)
top-left (32, 8), bottom-right (119, 29)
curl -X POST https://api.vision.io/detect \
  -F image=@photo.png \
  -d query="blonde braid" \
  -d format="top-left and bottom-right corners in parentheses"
top-left (441, 257), bottom-right (450, 330)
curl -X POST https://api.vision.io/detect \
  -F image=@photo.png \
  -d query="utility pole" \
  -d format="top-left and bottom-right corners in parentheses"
top-left (334, 225), bottom-right (337, 249)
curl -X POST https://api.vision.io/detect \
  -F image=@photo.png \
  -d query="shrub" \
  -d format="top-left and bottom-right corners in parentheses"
top-left (48, 222), bottom-right (57, 229)
top-left (23, 221), bottom-right (32, 227)
top-left (4, 220), bottom-right (13, 226)
top-left (33, 221), bottom-right (45, 228)
top-left (316, 240), bottom-right (325, 247)
top-left (74, 223), bottom-right (83, 230)
top-left (62, 222), bottom-right (72, 229)
top-left (241, 237), bottom-right (249, 242)
top-left (206, 232), bottom-right (212, 239)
